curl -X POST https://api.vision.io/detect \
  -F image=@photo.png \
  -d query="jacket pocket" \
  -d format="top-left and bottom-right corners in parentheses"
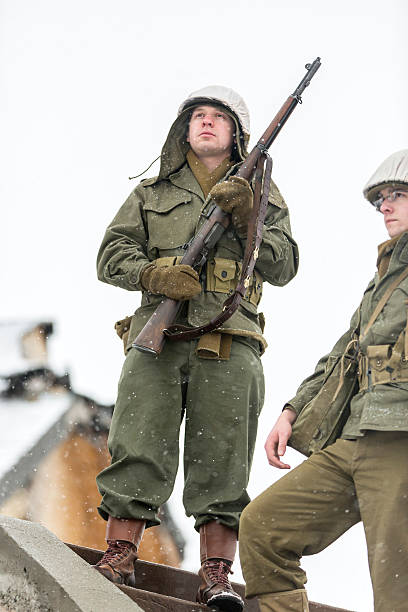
top-left (144, 192), bottom-right (194, 250)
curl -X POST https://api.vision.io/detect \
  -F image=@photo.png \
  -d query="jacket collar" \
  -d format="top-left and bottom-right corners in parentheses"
top-left (375, 232), bottom-right (408, 283)
top-left (389, 232), bottom-right (408, 265)
top-left (169, 163), bottom-right (205, 200)
top-left (167, 160), bottom-right (242, 201)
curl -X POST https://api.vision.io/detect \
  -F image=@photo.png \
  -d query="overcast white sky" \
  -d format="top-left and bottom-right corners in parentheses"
top-left (2, 1), bottom-right (408, 609)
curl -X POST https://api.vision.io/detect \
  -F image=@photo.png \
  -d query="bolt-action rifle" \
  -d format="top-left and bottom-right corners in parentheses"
top-left (133, 57), bottom-right (321, 356)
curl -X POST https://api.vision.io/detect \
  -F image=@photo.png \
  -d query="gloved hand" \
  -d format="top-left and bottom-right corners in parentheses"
top-left (141, 264), bottom-right (201, 300)
top-left (209, 176), bottom-right (253, 235)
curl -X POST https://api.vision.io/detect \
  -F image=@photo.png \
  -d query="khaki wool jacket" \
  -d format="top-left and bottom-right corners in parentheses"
top-left (97, 109), bottom-right (299, 353)
top-left (288, 231), bottom-right (408, 443)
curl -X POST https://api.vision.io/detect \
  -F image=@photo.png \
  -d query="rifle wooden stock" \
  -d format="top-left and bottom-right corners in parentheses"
top-left (132, 57), bottom-right (321, 356)
top-left (133, 298), bottom-right (180, 355)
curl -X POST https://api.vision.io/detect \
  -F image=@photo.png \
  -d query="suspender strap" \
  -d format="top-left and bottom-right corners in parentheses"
top-left (334, 267), bottom-right (408, 399)
top-left (361, 267), bottom-right (408, 340)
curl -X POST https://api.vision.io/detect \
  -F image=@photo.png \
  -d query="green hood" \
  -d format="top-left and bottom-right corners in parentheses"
top-left (157, 106), bottom-right (248, 182)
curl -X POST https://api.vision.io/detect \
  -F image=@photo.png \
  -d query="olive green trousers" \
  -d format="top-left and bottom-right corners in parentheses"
top-left (239, 431), bottom-right (408, 612)
top-left (97, 337), bottom-right (264, 531)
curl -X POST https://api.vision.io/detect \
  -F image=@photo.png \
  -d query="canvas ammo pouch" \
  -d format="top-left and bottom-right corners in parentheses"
top-left (206, 257), bottom-right (263, 306)
top-left (145, 256), bottom-right (263, 305)
top-left (357, 274), bottom-right (408, 390)
top-left (198, 257), bottom-right (262, 359)
top-left (114, 257), bottom-right (263, 357)
top-left (358, 317), bottom-right (408, 391)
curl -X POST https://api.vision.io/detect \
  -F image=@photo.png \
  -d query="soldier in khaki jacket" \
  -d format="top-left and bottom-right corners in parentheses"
top-left (239, 149), bottom-right (408, 612)
top-left (93, 85), bottom-right (298, 611)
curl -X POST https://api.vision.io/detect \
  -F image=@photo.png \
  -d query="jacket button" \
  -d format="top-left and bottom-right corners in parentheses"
top-left (221, 270), bottom-right (227, 278)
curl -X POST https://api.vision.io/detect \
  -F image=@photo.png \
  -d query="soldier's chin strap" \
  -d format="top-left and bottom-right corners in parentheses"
top-left (163, 150), bottom-right (273, 342)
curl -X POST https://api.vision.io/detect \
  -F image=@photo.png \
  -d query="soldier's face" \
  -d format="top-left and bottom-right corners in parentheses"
top-left (379, 187), bottom-right (408, 237)
top-left (187, 105), bottom-right (234, 161)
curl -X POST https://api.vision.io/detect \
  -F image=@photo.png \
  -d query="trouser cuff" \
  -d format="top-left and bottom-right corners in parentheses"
top-left (258, 589), bottom-right (309, 612)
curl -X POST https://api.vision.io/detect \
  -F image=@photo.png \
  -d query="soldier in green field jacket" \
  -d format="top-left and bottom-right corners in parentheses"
top-left (239, 149), bottom-right (408, 612)
top-left (93, 85), bottom-right (298, 611)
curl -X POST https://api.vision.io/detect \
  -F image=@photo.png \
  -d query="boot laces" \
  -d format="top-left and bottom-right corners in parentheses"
top-left (204, 559), bottom-right (233, 587)
top-left (96, 540), bottom-right (134, 566)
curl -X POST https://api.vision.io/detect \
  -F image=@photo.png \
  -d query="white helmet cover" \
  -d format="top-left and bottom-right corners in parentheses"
top-left (178, 85), bottom-right (250, 139)
top-left (363, 149), bottom-right (408, 202)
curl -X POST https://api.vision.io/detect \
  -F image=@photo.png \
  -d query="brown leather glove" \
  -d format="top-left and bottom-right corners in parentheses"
top-left (208, 176), bottom-right (253, 235)
top-left (141, 264), bottom-right (201, 300)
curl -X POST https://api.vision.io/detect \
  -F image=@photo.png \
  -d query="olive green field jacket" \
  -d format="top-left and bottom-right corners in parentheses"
top-left (287, 231), bottom-right (408, 451)
top-left (97, 163), bottom-right (298, 353)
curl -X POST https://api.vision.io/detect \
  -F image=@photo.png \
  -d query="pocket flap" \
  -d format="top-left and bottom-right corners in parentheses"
top-left (144, 191), bottom-right (192, 214)
top-left (367, 344), bottom-right (392, 370)
top-left (213, 259), bottom-right (237, 281)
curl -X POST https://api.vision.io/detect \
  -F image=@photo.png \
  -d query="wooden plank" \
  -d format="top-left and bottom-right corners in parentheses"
top-left (119, 585), bottom-right (208, 611)
top-left (67, 544), bottom-right (258, 609)
top-left (68, 543), bottom-right (354, 612)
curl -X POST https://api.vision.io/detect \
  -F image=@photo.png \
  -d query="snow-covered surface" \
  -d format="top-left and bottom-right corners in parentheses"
top-left (0, 394), bottom-right (72, 480)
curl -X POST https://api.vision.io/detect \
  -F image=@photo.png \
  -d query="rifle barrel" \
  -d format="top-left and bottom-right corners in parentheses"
top-left (293, 57), bottom-right (321, 98)
top-left (240, 57), bottom-right (321, 176)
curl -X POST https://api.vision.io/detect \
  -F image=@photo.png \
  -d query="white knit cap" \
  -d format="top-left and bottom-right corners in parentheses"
top-left (363, 149), bottom-right (408, 202)
top-left (178, 85), bottom-right (250, 138)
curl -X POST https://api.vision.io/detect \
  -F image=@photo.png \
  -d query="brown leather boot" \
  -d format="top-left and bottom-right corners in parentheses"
top-left (196, 521), bottom-right (244, 612)
top-left (93, 516), bottom-right (145, 587)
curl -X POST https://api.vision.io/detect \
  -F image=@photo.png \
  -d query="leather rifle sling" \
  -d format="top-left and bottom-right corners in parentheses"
top-left (164, 151), bottom-right (273, 342)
